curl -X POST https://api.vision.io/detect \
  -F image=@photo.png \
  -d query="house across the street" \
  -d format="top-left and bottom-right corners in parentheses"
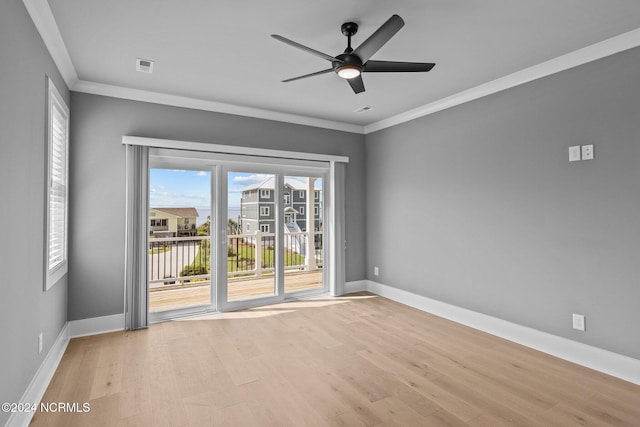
top-left (149, 207), bottom-right (199, 237)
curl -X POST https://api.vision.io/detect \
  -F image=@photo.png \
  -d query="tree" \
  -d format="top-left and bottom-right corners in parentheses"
top-left (228, 218), bottom-right (238, 235)
top-left (197, 215), bottom-right (211, 236)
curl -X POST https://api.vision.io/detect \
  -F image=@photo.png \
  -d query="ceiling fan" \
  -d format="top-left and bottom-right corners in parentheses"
top-left (271, 14), bottom-right (435, 94)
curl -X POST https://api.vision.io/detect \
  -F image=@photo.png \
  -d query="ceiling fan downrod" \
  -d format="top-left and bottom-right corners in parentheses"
top-left (341, 22), bottom-right (358, 54)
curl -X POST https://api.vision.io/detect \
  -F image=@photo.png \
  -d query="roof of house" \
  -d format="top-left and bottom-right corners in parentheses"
top-left (150, 207), bottom-right (199, 218)
top-left (244, 176), bottom-right (322, 192)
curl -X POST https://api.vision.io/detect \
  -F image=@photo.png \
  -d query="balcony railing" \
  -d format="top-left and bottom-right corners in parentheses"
top-left (227, 231), bottom-right (322, 277)
top-left (148, 231), bottom-right (322, 289)
top-left (148, 236), bottom-right (210, 289)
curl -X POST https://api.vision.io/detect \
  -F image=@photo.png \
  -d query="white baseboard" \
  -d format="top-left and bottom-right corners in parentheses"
top-left (344, 280), bottom-right (367, 294)
top-left (6, 323), bottom-right (70, 427)
top-left (364, 279), bottom-right (640, 385)
top-left (5, 314), bottom-right (126, 426)
top-left (68, 313), bottom-right (125, 338)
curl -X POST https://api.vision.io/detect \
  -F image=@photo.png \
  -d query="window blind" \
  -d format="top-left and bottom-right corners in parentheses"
top-left (46, 78), bottom-right (69, 290)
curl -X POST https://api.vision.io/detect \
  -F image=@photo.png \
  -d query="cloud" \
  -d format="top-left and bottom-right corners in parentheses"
top-left (196, 171), bottom-right (207, 177)
top-left (150, 191), bottom-right (208, 208)
top-left (232, 173), bottom-right (271, 185)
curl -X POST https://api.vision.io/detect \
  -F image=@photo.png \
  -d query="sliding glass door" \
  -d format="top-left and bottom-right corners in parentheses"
top-left (217, 165), bottom-right (328, 311)
top-left (148, 148), bottom-right (332, 317)
top-left (226, 171), bottom-right (277, 303)
top-left (283, 175), bottom-right (324, 294)
top-left (148, 167), bottom-right (214, 320)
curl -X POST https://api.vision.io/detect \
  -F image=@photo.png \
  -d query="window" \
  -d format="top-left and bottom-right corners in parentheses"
top-left (314, 207), bottom-right (319, 216)
top-left (260, 189), bottom-right (270, 199)
top-left (242, 206), bottom-right (246, 217)
top-left (184, 218), bottom-right (190, 225)
top-left (298, 190), bottom-right (305, 199)
top-left (246, 223), bottom-right (251, 232)
top-left (260, 224), bottom-right (270, 233)
top-left (299, 206), bottom-right (305, 215)
top-left (260, 206), bottom-right (270, 217)
top-left (284, 192), bottom-right (290, 204)
top-left (45, 78), bottom-right (70, 290)
top-left (315, 191), bottom-right (319, 200)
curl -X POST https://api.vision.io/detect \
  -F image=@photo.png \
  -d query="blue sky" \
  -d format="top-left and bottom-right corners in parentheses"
top-left (149, 169), bottom-right (211, 209)
top-left (149, 169), bottom-right (273, 210)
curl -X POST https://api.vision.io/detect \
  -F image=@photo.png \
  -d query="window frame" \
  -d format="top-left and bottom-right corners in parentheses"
top-left (260, 206), bottom-right (270, 217)
top-left (260, 224), bottom-right (270, 233)
top-left (45, 77), bottom-right (70, 290)
top-left (260, 189), bottom-right (270, 199)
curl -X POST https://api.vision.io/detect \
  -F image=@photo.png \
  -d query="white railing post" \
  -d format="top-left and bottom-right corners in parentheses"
top-left (255, 230), bottom-right (262, 276)
top-left (306, 177), bottom-right (317, 271)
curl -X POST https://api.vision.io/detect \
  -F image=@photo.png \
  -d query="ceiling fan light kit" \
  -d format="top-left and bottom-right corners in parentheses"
top-left (271, 14), bottom-right (435, 94)
top-left (337, 65), bottom-right (361, 79)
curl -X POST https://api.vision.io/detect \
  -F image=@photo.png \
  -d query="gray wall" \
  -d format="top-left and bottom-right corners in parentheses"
top-left (366, 46), bottom-right (640, 359)
top-left (68, 93), bottom-right (366, 320)
top-left (0, 1), bottom-right (69, 424)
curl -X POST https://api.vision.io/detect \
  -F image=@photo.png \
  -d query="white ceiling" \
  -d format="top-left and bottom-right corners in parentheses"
top-left (33, 0), bottom-right (640, 132)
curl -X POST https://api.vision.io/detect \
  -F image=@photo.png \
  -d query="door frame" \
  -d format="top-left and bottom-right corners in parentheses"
top-left (147, 146), bottom-right (343, 316)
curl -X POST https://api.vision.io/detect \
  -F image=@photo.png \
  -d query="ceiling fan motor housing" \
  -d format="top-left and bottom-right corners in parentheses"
top-left (333, 53), bottom-right (363, 74)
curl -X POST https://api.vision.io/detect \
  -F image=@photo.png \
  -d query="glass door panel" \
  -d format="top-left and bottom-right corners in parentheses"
top-left (226, 171), bottom-right (276, 302)
top-left (148, 168), bottom-right (212, 313)
top-left (283, 176), bottom-right (325, 294)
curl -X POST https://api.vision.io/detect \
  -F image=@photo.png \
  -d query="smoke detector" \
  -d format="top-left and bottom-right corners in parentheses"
top-left (136, 58), bottom-right (155, 74)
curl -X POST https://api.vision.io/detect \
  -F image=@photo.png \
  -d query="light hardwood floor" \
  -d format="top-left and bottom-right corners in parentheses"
top-left (32, 292), bottom-right (640, 426)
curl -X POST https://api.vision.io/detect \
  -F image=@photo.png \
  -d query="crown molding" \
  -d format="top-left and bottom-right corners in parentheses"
top-left (364, 27), bottom-right (640, 134)
top-left (24, 0), bottom-right (640, 135)
top-left (22, 0), bottom-right (78, 88)
top-left (72, 80), bottom-right (364, 134)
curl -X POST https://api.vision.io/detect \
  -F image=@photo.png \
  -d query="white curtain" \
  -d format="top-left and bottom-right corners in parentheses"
top-left (124, 144), bottom-right (149, 330)
top-left (330, 161), bottom-right (346, 296)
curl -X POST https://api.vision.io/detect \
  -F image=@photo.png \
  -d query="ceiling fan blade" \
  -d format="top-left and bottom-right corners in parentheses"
top-left (271, 34), bottom-right (341, 63)
top-left (347, 75), bottom-right (365, 94)
top-left (364, 60), bottom-right (435, 72)
top-left (353, 14), bottom-right (405, 63)
top-left (282, 68), bottom-right (334, 83)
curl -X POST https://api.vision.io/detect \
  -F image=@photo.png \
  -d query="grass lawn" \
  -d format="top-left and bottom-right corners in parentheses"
top-left (180, 240), bottom-right (305, 277)
top-left (149, 245), bottom-right (171, 255)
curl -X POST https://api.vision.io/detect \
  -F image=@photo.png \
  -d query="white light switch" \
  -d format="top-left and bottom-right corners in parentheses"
top-left (572, 314), bottom-right (586, 331)
top-left (581, 144), bottom-right (594, 160)
top-left (569, 146), bottom-right (581, 162)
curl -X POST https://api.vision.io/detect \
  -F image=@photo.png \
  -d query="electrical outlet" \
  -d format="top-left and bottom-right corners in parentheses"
top-left (38, 333), bottom-right (43, 354)
top-left (374, 266), bottom-right (379, 276)
top-left (572, 314), bottom-right (585, 331)
top-left (581, 144), bottom-right (594, 160)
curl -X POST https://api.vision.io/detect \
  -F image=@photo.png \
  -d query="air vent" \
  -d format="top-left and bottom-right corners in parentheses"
top-left (354, 106), bottom-right (373, 113)
top-left (136, 58), bottom-right (155, 74)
